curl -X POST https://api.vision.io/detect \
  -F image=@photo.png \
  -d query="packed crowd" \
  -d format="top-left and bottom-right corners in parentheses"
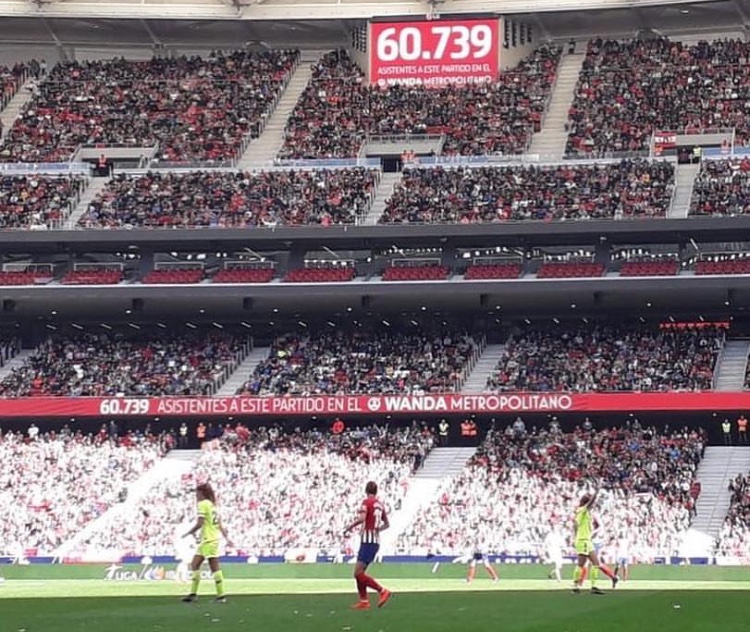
top-left (0, 61), bottom-right (38, 129)
top-left (280, 47), bottom-right (560, 159)
top-left (0, 428), bottom-right (168, 556)
top-left (0, 331), bottom-right (249, 397)
top-left (76, 424), bottom-right (434, 556)
top-left (486, 325), bottom-right (723, 392)
top-left (689, 158), bottom-right (750, 217)
top-left (379, 160), bottom-right (674, 224)
top-left (79, 168), bottom-right (379, 228)
top-left (237, 330), bottom-right (479, 396)
top-left (0, 175), bottom-right (85, 229)
top-left (398, 422), bottom-right (705, 557)
top-left (716, 473), bottom-right (750, 559)
top-left (0, 50), bottom-right (299, 164)
top-left (567, 38), bottom-right (750, 157)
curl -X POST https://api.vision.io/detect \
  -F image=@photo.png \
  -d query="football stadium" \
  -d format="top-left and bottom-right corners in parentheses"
top-left (0, 0), bottom-right (749, 629)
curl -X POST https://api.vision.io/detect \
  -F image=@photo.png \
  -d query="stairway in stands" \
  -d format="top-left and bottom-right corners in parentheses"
top-left (380, 447), bottom-right (476, 554)
top-left (64, 177), bottom-right (109, 229)
top-left (668, 163), bottom-right (700, 219)
top-left (713, 340), bottom-right (750, 391)
top-left (215, 346), bottom-right (269, 396)
top-left (460, 344), bottom-right (504, 393)
top-left (527, 52), bottom-right (586, 160)
top-left (0, 80), bottom-right (35, 141)
top-left (53, 449), bottom-right (201, 559)
top-left (692, 446), bottom-right (750, 538)
top-left (363, 171), bottom-right (401, 225)
top-left (236, 55), bottom-right (316, 170)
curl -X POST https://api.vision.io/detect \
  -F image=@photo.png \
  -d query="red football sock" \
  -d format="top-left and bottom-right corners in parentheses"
top-left (362, 573), bottom-right (383, 593)
top-left (467, 566), bottom-right (476, 582)
top-left (354, 574), bottom-right (367, 600)
top-left (580, 566), bottom-right (588, 582)
top-left (598, 564), bottom-right (616, 580)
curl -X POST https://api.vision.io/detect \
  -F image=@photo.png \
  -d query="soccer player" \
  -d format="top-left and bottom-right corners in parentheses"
top-left (343, 480), bottom-right (393, 610)
top-left (614, 534), bottom-right (630, 582)
top-left (543, 527), bottom-right (565, 582)
top-left (572, 487), bottom-right (618, 595)
top-left (181, 482), bottom-right (234, 603)
top-left (461, 542), bottom-right (498, 583)
top-left (173, 524), bottom-right (193, 583)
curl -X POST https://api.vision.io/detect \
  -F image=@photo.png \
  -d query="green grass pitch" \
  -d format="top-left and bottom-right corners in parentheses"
top-left (1, 564), bottom-right (749, 632)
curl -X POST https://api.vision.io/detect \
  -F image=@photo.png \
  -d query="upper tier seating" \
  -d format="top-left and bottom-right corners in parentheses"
top-left (0, 51), bottom-right (299, 163)
top-left (280, 47), bottom-right (561, 159)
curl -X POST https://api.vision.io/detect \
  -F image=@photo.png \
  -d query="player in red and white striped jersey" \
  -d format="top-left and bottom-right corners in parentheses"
top-left (343, 481), bottom-right (392, 610)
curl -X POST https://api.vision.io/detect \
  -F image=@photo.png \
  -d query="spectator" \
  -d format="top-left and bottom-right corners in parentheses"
top-left (717, 473), bottom-right (750, 559)
top-left (566, 38), bottom-right (750, 157)
top-left (75, 424), bottom-right (434, 556)
top-left (486, 325), bottom-right (723, 392)
top-left (80, 168), bottom-right (379, 228)
top-left (398, 423), bottom-right (705, 557)
top-left (238, 329), bottom-right (479, 396)
top-left (380, 160), bottom-right (674, 224)
top-left (0, 330), bottom-right (249, 397)
top-left (0, 51), bottom-right (299, 164)
top-left (0, 175), bottom-right (84, 229)
top-left (691, 158), bottom-right (750, 217)
top-left (0, 428), bottom-right (168, 555)
top-left (280, 47), bottom-right (561, 159)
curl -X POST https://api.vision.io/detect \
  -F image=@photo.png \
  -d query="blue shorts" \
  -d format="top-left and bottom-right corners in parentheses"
top-left (357, 543), bottom-right (380, 566)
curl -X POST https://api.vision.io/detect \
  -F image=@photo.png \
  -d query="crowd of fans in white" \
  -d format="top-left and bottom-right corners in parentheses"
top-left (0, 50), bottom-right (299, 164)
top-left (716, 473), bottom-right (750, 560)
top-left (379, 160), bottom-right (675, 224)
top-left (237, 330), bottom-right (479, 396)
top-left (0, 331), bottom-right (249, 397)
top-left (566, 38), bottom-right (750, 157)
top-left (486, 325), bottom-right (724, 392)
top-left (77, 424), bottom-right (434, 557)
top-left (0, 428), bottom-right (167, 556)
top-left (79, 168), bottom-right (379, 228)
top-left (690, 158), bottom-right (750, 217)
top-left (398, 420), bottom-right (705, 559)
top-left (280, 47), bottom-right (560, 159)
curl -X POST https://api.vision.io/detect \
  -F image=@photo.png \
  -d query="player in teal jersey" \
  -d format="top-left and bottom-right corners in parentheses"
top-left (181, 482), bottom-right (234, 603)
top-left (571, 487), bottom-right (618, 595)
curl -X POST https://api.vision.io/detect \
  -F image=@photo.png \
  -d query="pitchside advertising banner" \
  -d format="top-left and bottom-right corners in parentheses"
top-left (2, 392), bottom-right (750, 417)
top-left (369, 17), bottom-right (500, 88)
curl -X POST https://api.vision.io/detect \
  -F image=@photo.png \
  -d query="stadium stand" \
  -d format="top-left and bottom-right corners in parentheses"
top-left (0, 331), bottom-right (250, 397)
top-left (619, 259), bottom-right (679, 277)
top-left (79, 168), bottom-right (379, 228)
top-left (486, 325), bottom-right (724, 392)
top-left (695, 257), bottom-right (750, 276)
top-left (690, 158), bottom-right (750, 217)
top-left (213, 266), bottom-right (276, 284)
top-left (464, 262), bottom-right (523, 280)
top-left (566, 38), bottom-right (750, 157)
top-left (716, 473), bottom-right (750, 559)
top-left (536, 262), bottom-right (605, 278)
top-left (397, 423), bottom-right (705, 557)
top-left (0, 51), bottom-right (299, 164)
top-left (76, 424), bottom-right (434, 556)
top-left (61, 267), bottom-right (124, 285)
top-left (143, 267), bottom-right (204, 284)
top-left (237, 329), bottom-right (480, 395)
top-left (279, 46), bottom-right (561, 159)
top-left (0, 429), bottom-right (169, 556)
top-left (284, 264), bottom-right (356, 283)
top-left (0, 175), bottom-right (85, 229)
top-left (379, 161), bottom-right (674, 224)
top-left (382, 262), bottom-right (450, 281)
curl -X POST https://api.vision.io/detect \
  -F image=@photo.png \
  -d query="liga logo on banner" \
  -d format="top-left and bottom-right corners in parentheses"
top-left (370, 18), bottom-right (500, 88)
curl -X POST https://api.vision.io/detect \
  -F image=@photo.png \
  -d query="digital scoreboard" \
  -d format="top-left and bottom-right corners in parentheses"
top-left (369, 17), bottom-right (500, 88)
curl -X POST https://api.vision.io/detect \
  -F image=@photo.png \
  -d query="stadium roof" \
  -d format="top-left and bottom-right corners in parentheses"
top-left (0, 0), bottom-right (741, 45)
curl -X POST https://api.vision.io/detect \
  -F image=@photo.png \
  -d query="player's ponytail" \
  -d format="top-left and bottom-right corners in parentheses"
top-left (197, 482), bottom-right (217, 504)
